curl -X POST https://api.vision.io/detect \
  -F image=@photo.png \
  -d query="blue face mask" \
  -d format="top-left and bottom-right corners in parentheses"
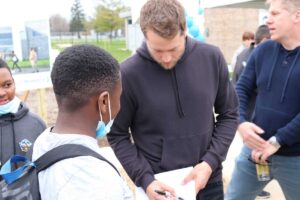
top-left (0, 97), bottom-right (21, 115)
top-left (96, 94), bottom-right (114, 139)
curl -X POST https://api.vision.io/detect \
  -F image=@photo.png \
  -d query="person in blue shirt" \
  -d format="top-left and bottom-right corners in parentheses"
top-left (226, 0), bottom-right (300, 199)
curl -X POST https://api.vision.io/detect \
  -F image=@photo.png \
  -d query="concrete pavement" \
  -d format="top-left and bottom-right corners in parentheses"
top-left (11, 66), bottom-right (49, 74)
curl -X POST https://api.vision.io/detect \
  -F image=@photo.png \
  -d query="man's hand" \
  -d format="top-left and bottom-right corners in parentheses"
top-left (182, 162), bottom-right (212, 194)
top-left (252, 140), bottom-right (280, 163)
top-left (146, 180), bottom-right (176, 200)
top-left (238, 122), bottom-right (267, 151)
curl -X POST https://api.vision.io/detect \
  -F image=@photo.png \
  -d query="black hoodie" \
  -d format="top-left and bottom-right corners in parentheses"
top-left (0, 102), bottom-right (46, 168)
top-left (108, 37), bottom-right (239, 191)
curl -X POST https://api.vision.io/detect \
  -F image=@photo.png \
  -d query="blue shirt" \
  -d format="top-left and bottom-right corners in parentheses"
top-left (237, 39), bottom-right (300, 156)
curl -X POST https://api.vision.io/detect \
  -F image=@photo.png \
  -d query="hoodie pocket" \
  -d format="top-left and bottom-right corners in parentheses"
top-left (160, 131), bottom-right (210, 171)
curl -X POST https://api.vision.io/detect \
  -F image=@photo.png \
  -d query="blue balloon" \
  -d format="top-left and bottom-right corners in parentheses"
top-left (189, 25), bottom-right (199, 38)
top-left (186, 16), bottom-right (193, 28)
top-left (198, 7), bottom-right (204, 15)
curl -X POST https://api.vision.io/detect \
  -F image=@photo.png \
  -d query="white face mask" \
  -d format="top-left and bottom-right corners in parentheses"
top-left (96, 94), bottom-right (114, 139)
top-left (0, 97), bottom-right (21, 115)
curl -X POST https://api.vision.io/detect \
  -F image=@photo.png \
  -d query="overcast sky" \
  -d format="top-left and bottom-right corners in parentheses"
top-left (0, 0), bottom-right (130, 26)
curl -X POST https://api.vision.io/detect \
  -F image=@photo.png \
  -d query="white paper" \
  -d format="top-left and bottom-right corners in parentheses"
top-left (135, 166), bottom-right (196, 200)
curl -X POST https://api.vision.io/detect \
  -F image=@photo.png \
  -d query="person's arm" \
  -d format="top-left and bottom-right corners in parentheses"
top-left (232, 51), bottom-right (245, 85)
top-left (107, 73), bottom-right (155, 191)
top-left (201, 48), bottom-right (239, 172)
top-left (183, 49), bottom-right (239, 194)
top-left (236, 50), bottom-right (267, 151)
top-left (34, 52), bottom-right (37, 61)
top-left (253, 117), bottom-right (300, 161)
top-left (236, 52), bottom-right (257, 123)
top-left (275, 112), bottom-right (300, 146)
top-left (183, 50), bottom-right (239, 193)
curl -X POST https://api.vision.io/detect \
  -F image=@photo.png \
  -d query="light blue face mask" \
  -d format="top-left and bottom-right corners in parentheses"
top-left (0, 97), bottom-right (21, 115)
top-left (96, 94), bottom-right (114, 139)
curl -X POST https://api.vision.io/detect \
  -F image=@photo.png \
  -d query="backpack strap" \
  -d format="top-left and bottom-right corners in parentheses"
top-left (34, 144), bottom-right (120, 176)
top-left (0, 155), bottom-right (34, 184)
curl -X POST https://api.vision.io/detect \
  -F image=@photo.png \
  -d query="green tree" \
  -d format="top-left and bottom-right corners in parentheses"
top-left (70, 0), bottom-right (85, 39)
top-left (93, 0), bottom-right (125, 43)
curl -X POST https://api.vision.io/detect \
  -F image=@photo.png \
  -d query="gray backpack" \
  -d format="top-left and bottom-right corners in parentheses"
top-left (0, 144), bottom-right (119, 200)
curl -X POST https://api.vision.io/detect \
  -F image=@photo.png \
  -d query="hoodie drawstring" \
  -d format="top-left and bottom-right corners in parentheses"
top-left (11, 116), bottom-right (19, 169)
top-left (170, 69), bottom-right (185, 118)
top-left (280, 50), bottom-right (300, 102)
top-left (0, 126), bottom-right (2, 166)
top-left (11, 116), bottom-right (17, 155)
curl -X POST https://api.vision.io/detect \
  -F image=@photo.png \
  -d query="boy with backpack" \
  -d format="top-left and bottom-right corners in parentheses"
top-left (32, 45), bottom-right (133, 199)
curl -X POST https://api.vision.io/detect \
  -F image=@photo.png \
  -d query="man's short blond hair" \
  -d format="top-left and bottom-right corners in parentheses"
top-left (140, 0), bottom-right (186, 39)
top-left (266, 0), bottom-right (300, 13)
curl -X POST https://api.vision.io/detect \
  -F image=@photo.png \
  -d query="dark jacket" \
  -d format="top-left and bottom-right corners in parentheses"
top-left (232, 43), bottom-right (256, 121)
top-left (232, 43), bottom-right (255, 85)
top-left (0, 102), bottom-right (46, 167)
top-left (237, 40), bottom-right (300, 155)
top-left (108, 37), bottom-right (239, 190)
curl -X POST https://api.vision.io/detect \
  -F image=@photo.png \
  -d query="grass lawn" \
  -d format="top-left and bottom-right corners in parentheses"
top-left (7, 59), bottom-right (50, 70)
top-left (5, 38), bottom-right (131, 70)
top-left (52, 38), bottom-right (132, 63)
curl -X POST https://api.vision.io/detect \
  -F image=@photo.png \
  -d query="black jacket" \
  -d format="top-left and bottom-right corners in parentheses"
top-left (0, 102), bottom-right (46, 167)
top-left (232, 43), bottom-right (255, 85)
top-left (108, 37), bottom-right (239, 190)
top-left (232, 43), bottom-right (256, 120)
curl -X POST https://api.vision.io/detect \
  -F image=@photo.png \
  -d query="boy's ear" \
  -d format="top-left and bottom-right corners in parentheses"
top-left (98, 91), bottom-right (109, 113)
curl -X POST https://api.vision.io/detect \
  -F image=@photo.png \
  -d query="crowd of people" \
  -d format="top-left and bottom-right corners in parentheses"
top-left (1, 0), bottom-right (300, 199)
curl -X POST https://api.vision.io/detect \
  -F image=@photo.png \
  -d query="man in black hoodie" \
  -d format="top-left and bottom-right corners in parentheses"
top-left (107, 0), bottom-right (239, 199)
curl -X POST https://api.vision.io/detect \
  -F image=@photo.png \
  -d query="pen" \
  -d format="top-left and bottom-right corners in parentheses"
top-left (154, 190), bottom-right (185, 200)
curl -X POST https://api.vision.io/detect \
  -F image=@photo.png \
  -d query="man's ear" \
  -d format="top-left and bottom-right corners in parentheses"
top-left (98, 91), bottom-right (109, 113)
top-left (294, 10), bottom-right (300, 23)
top-left (183, 28), bottom-right (187, 37)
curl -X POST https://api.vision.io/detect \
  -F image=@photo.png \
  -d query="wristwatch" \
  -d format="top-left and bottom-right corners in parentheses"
top-left (268, 136), bottom-right (281, 149)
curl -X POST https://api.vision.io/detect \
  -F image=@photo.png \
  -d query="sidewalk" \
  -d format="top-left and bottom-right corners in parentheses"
top-left (222, 133), bottom-right (285, 200)
top-left (11, 66), bottom-right (49, 74)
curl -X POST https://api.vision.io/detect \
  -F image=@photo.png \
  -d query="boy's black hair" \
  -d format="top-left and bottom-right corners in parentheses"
top-left (0, 58), bottom-right (12, 75)
top-left (51, 44), bottom-right (120, 111)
